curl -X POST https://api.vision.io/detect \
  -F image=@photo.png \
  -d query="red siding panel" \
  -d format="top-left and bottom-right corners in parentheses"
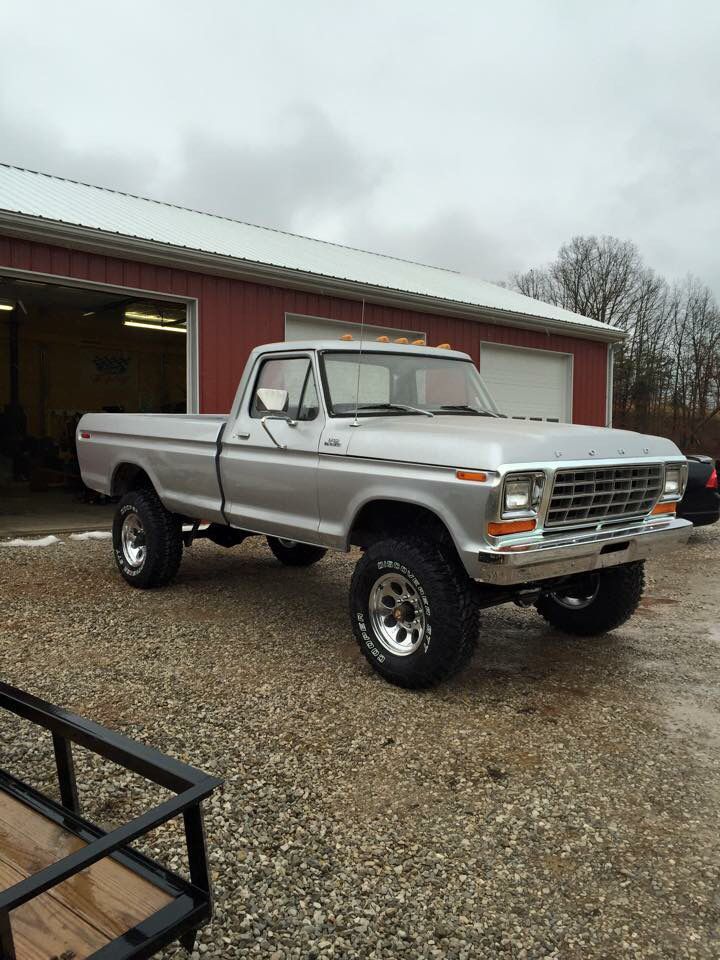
top-left (0, 235), bottom-right (608, 425)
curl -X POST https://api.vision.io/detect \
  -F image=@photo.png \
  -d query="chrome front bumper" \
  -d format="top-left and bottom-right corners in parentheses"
top-left (471, 516), bottom-right (693, 585)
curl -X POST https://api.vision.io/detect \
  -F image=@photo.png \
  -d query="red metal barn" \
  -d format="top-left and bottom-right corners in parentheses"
top-left (0, 164), bottom-right (622, 527)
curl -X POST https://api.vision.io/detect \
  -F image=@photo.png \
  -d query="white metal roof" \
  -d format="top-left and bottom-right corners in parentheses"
top-left (0, 163), bottom-right (622, 341)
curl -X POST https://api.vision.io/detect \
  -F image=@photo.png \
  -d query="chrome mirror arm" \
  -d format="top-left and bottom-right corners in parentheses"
top-left (261, 413), bottom-right (297, 449)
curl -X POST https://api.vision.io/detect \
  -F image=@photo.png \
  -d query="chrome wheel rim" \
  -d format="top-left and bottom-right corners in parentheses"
top-left (369, 572), bottom-right (426, 656)
top-left (550, 577), bottom-right (599, 610)
top-left (121, 512), bottom-right (146, 568)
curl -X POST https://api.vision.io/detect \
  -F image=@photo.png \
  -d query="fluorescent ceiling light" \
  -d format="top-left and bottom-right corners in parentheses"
top-left (125, 309), bottom-right (184, 323)
top-left (124, 319), bottom-right (186, 334)
top-left (0, 300), bottom-right (15, 311)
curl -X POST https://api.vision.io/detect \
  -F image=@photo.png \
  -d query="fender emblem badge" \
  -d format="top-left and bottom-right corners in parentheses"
top-left (324, 437), bottom-right (341, 447)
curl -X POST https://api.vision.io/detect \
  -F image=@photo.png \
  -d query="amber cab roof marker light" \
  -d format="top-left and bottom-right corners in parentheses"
top-left (456, 470), bottom-right (488, 482)
top-left (651, 501), bottom-right (677, 516)
top-left (487, 519), bottom-right (537, 536)
top-left (412, 339), bottom-right (426, 346)
top-left (436, 343), bottom-right (451, 349)
top-left (394, 337), bottom-right (409, 344)
top-left (376, 335), bottom-right (390, 342)
top-left (340, 334), bottom-right (353, 341)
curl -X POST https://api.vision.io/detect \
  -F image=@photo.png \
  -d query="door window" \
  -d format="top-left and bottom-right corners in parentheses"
top-left (250, 357), bottom-right (319, 421)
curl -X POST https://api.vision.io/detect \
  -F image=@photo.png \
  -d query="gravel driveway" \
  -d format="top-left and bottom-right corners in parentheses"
top-left (1, 526), bottom-right (719, 959)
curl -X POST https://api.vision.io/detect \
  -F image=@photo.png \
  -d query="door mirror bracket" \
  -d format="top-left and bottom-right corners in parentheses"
top-left (261, 413), bottom-right (297, 449)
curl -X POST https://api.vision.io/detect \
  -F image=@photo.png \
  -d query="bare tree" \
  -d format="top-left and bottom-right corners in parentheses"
top-left (511, 237), bottom-right (720, 449)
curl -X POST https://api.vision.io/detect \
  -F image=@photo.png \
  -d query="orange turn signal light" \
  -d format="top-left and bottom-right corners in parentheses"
top-left (488, 519), bottom-right (537, 536)
top-left (651, 501), bottom-right (676, 516)
top-left (456, 470), bottom-right (488, 482)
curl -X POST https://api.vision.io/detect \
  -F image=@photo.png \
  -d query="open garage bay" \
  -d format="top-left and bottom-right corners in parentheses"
top-left (0, 276), bottom-right (189, 536)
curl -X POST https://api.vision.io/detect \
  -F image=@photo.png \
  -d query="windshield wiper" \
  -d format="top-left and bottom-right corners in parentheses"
top-left (436, 404), bottom-right (497, 417)
top-left (353, 403), bottom-right (435, 418)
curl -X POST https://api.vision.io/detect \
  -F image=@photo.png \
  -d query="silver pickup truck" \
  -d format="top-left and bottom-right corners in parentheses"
top-left (78, 339), bottom-right (691, 688)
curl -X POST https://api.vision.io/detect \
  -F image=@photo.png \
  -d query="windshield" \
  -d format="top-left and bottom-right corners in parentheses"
top-left (321, 351), bottom-right (500, 417)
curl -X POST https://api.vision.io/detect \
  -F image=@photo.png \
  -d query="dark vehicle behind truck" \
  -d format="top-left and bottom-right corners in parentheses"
top-left (678, 455), bottom-right (719, 527)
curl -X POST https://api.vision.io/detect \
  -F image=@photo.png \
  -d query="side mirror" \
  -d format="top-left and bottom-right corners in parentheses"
top-left (256, 387), bottom-right (289, 414)
top-left (255, 388), bottom-right (296, 449)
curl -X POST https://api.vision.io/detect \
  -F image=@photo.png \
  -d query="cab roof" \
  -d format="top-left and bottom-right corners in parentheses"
top-left (251, 339), bottom-right (472, 361)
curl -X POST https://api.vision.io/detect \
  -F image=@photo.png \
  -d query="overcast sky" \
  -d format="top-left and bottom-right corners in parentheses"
top-left (2, 0), bottom-right (719, 292)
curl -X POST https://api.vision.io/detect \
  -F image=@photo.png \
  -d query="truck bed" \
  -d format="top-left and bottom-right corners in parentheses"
top-left (77, 413), bottom-right (228, 521)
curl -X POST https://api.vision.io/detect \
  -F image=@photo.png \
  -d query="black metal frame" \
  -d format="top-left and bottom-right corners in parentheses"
top-left (0, 681), bottom-right (222, 959)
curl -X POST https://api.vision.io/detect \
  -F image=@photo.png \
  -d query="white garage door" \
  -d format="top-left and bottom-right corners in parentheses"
top-left (285, 313), bottom-right (424, 344)
top-left (480, 342), bottom-right (572, 422)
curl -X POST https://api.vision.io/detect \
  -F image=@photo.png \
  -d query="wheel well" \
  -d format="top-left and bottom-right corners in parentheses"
top-left (349, 500), bottom-right (457, 554)
top-left (111, 463), bottom-right (155, 496)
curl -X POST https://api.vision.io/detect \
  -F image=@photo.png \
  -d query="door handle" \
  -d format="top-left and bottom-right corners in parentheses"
top-left (235, 432), bottom-right (250, 440)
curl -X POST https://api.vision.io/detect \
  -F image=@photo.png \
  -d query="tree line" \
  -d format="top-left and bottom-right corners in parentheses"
top-left (511, 235), bottom-right (720, 451)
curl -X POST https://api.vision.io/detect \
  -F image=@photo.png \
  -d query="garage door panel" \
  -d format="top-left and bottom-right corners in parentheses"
top-left (480, 342), bottom-right (572, 422)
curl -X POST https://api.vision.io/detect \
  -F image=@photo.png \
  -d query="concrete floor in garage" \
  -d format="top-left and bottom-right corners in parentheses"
top-left (0, 487), bottom-right (114, 537)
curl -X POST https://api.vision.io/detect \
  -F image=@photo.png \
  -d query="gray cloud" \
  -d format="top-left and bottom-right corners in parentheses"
top-left (1, 0), bottom-right (719, 295)
top-left (0, 95), bottom-right (514, 282)
top-left (0, 99), bottom-right (160, 197)
top-left (349, 209), bottom-right (521, 282)
top-left (162, 105), bottom-right (388, 229)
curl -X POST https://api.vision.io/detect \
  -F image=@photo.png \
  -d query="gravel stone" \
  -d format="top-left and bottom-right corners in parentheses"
top-left (0, 526), bottom-right (718, 958)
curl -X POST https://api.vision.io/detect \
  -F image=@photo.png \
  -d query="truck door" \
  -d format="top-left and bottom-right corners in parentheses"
top-left (220, 352), bottom-right (325, 541)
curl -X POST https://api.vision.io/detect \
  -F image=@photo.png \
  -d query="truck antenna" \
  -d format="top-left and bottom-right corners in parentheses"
top-left (351, 298), bottom-right (366, 428)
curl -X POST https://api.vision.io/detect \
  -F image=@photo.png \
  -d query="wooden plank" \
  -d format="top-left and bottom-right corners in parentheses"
top-left (0, 857), bottom-right (109, 960)
top-left (0, 792), bottom-right (173, 940)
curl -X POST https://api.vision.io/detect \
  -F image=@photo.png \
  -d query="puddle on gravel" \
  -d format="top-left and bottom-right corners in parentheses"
top-left (665, 698), bottom-right (720, 756)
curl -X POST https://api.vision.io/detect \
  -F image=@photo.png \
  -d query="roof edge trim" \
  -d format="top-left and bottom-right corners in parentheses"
top-left (0, 212), bottom-right (626, 343)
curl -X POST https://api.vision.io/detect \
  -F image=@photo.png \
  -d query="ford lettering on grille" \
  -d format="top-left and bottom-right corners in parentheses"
top-left (546, 464), bottom-right (664, 528)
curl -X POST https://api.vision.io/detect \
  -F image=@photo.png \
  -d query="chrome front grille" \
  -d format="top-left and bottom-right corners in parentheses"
top-left (546, 463), bottom-right (664, 528)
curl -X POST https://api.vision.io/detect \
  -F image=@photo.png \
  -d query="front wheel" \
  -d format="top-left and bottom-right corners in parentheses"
top-left (349, 537), bottom-right (479, 688)
top-left (535, 561), bottom-right (645, 636)
top-left (266, 537), bottom-right (327, 567)
top-left (112, 489), bottom-right (183, 588)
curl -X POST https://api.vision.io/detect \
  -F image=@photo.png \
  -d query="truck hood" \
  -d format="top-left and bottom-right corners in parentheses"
top-left (344, 415), bottom-right (682, 468)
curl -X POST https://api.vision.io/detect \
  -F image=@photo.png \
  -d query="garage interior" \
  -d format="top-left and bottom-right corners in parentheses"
top-left (0, 276), bottom-right (187, 536)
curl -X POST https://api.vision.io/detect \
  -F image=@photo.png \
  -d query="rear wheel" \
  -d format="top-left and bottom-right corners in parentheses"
top-left (535, 562), bottom-right (645, 636)
top-left (112, 489), bottom-right (183, 588)
top-left (350, 537), bottom-right (478, 688)
top-left (266, 536), bottom-right (327, 567)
